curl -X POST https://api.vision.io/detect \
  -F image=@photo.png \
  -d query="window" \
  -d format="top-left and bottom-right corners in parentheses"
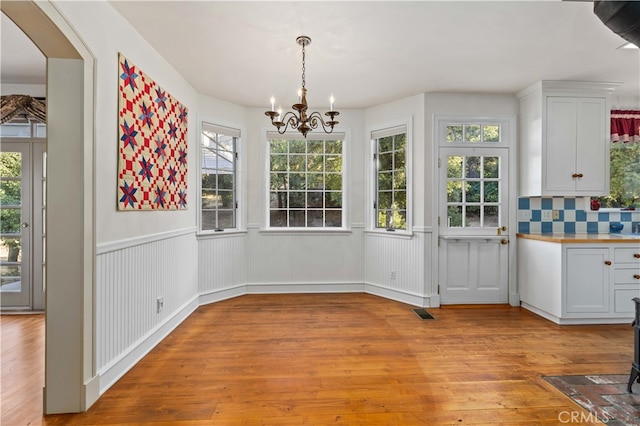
top-left (595, 143), bottom-right (640, 209)
top-left (268, 133), bottom-right (344, 228)
top-left (200, 122), bottom-right (238, 231)
top-left (373, 126), bottom-right (407, 230)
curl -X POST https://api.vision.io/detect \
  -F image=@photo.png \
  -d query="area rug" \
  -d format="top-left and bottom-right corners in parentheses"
top-left (544, 374), bottom-right (640, 425)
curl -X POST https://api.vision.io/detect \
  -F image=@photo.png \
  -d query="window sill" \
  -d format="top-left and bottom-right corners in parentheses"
top-left (197, 229), bottom-right (248, 239)
top-left (364, 229), bottom-right (414, 239)
top-left (259, 228), bottom-right (352, 236)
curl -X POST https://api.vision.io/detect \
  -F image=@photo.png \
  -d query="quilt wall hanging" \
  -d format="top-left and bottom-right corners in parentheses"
top-left (117, 52), bottom-right (188, 210)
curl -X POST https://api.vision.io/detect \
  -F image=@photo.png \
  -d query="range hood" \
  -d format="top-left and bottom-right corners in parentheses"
top-left (594, 1), bottom-right (640, 47)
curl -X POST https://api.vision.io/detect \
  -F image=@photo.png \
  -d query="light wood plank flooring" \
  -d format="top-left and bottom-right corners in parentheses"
top-left (2, 293), bottom-right (635, 424)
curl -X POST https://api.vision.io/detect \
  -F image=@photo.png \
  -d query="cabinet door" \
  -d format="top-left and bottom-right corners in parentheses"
top-left (545, 97), bottom-right (577, 193)
top-left (565, 248), bottom-right (610, 313)
top-left (575, 97), bottom-right (607, 194)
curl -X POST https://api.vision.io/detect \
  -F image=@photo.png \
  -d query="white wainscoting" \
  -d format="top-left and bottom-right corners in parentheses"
top-left (198, 232), bottom-right (248, 304)
top-left (244, 225), bottom-right (364, 291)
top-left (364, 228), bottom-right (433, 307)
top-left (95, 228), bottom-right (198, 393)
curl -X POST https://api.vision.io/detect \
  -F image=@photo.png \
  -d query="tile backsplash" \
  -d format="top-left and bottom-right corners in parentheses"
top-left (517, 197), bottom-right (640, 234)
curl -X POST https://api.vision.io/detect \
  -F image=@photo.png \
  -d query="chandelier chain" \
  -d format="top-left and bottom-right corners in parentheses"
top-left (301, 43), bottom-right (306, 89)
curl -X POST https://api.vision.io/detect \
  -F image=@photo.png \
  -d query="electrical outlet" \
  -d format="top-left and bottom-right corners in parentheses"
top-left (390, 270), bottom-right (396, 280)
top-left (552, 210), bottom-right (560, 220)
top-left (156, 297), bottom-right (164, 313)
top-left (541, 210), bottom-right (553, 221)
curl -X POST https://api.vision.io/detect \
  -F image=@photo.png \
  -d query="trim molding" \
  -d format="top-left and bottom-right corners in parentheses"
top-left (246, 282), bottom-right (365, 294)
top-left (364, 282), bottom-right (430, 307)
top-left (96, 227), bottom-right (196, 254)
top-left (97, 295), bottom-right (199, 393)
top-left (199, 285), bottom-right (247, 306)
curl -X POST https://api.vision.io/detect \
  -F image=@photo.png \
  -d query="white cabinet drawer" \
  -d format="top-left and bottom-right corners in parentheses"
top-left (614, 248), bottom-right (640, 264)
top-left (614, 267), bottom-right (640, 285)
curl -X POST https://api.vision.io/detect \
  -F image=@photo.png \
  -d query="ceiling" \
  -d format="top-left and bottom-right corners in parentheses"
top-left (2, 1), bottom-right (639, 108)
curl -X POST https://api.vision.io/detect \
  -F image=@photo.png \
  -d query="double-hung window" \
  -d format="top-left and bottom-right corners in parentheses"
top-left (372, 125), bottom-right (408, 231)
top-left (268, 132), bottom-right (344, 229)
top-left (200, 122), bottom-right (238, 231)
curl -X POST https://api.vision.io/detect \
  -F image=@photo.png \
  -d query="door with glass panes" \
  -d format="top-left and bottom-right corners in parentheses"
top-left (437, 119), bottom-right (510, 304)
top-left (1, 139), bottom-right (45, 311)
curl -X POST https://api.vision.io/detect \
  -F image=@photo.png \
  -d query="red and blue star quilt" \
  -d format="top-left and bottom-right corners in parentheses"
top-left (117, 53), bottom-right (188, 210)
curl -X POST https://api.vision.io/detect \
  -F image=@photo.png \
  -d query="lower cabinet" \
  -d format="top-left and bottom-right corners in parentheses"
top-left (519, 238), bottom-right (640, 324)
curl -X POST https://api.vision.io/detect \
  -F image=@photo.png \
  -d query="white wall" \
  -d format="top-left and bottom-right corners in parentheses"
top-left (0, 83), bottom-right (46, 97)
top-left (55, 1), bottom-right (199, 245)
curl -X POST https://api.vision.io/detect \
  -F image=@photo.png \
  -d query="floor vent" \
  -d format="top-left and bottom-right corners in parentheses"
top-left (413, 308), bottom-right (435, 320)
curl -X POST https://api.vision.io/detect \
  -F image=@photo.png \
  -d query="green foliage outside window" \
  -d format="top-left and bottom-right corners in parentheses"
top-left (595, 143), bottom-right (640, 208)
top-left (0, 152), bottom-right (22, 263)
top-left (375, 133), bottom-right (407, 229)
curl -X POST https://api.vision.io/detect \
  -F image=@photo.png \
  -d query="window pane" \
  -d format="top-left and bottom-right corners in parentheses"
top-left (394, 190), bottom-right (407, 209)
top-left (218, 173), bottom-right (234, 190)
top-left (289, 139), bottom-right (306, 153)
top-left (446, 125), bottom-right (463, 143)
top-left (219, 191), bottom-right (234, 208)
top-left (270, 173), bottom-right (287, 190)
top-left (289, 210), bottom-right (305, 227)
top-left (394, 170), bottom-right (406, 190)
top-left (326, 210), bottom-right (342, 227)
top-left (0, 152), bottom-right (22, 177)
top-left (379, 136), bottom-right (393, 152)
top-left (308, 140), bottom-right (324, 154)
top-left (308, 191), bottom-right (323, 208)
top-left (483, 157), bottom-right (499, 178)
top-left (0, 209), bottom-right (21, 233)
top-left (465, 157), bottom-right (481, 178)
top-left (270, 210), bottom-right (287, 227)
top-left (483, 125), bottom-right (500, 142)
top-left (0, 181), bottom-right (21, 206)
top-left (1, 265), bottom-right (21, 290)
top-left (308, 210), bottom-right (323, 227)
top-left (465, 125), bottom-right (481, 142)
top-left (326, 173), bottom-right (341, 190)
top-left (218, 210), bottom-right (235, 228)
top-left (325, 155), bottom-right (341, 172)
top-left (307, 154), bottom-right (323, 172)
top-left (270, 154), bottom-right (287, 171)
top-left (447, 181), bottom-right (462, 203)
top-left (289, 173), bottom-right (305, 190)
top-left (484, 181), bottom-right (499, 203)
top-left (307, 173), bottom-right (324, 189)
top-left (597, 143), bottom-right (640, 208)
top-left (448, 206), bottom-right (462, 227)
top-left (1, 237), bottom-right (21, 261)
top-left (289, 191), bottom-right (305, 208)
top-left (270, 191), bottom-right (287, 208)
top-left (326, 140), bottom-right (342, 154)
top-left (394, 151), bottom-right (405, 169)
top-left (394, 134), bottom-right (407, 151)
top-left (270, 140), bottom-right (287, 153)
top-left (466, 182), bottom-right (481, 203)
top-left (484, 206), bottom-right (499, 227)
top-left (289, 154), bottom-right (305, 171)
top-left (378, 172), bottom-right (392, 191)
top-left (447, 156), bottom-right (463, 178)
top-left (466, 206), bottom-right (481, 227)
top-left (325, 192), bottom-right (342, 208)
top-left (378, 152), bottom-right (393, 171)
top-left (378, 191), bottom-right (392, 209)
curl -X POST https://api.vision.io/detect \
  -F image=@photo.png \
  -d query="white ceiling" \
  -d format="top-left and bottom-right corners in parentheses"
top-left (2, 1), bottom-right (639, 108)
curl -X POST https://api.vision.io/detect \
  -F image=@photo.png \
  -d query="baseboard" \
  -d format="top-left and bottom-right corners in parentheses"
top-left (97, 295), bottom-right (199, 394)
top-left (509, 292), bottom-right (520, 307)
top-left (199, 285), bottom-right (247, 306)
top-left (82, 374), bottom-right (100, 410)
top-left (246, 282), bottom-right (365, 294)
top-left (520, 302), bottom-right (632, 325)
top-left (364, 283), bottom-right (430, 307)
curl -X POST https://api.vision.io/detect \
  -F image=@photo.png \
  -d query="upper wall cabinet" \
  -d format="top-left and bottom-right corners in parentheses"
top-left (517, 81), bottom-right (620, 197)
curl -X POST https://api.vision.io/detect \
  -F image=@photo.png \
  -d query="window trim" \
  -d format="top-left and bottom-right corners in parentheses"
top-left (263, 130), bottom-right (350, 232)
top-left (198, 121), bottom-right (242, 235)
top-left (368, 118), bottom-right (413, 235)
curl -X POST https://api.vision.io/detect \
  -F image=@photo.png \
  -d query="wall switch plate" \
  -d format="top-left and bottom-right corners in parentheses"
top-left (390, 270), bottom-right (396, 280)
top-left (156, 297), bottom-right (164, 313)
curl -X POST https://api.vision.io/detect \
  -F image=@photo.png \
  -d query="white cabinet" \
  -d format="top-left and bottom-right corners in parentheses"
top-left (517, 81), bottom-right (619, 197)
top-left (518, 238), bottom-right (637, 324)
top-left (565, 247), bottom-right (609, 313)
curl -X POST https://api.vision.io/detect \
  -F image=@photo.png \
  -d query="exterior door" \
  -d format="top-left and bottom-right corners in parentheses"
top-left (1, 142), bottom-right (32, 309)
top-left (437, 119), bottom-right (511, 304)
top-left (1, 139), bottom-right (45, 311)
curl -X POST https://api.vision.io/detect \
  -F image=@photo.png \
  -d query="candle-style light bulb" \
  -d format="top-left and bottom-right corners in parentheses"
top-left (277, 107), bottom-right (282, 122)
top-left (330, 95), bottom-right (335, 111)
top-left (270, 96), bottom-right (275, 112)
top-left (297, 88), bottom-right (302, 102)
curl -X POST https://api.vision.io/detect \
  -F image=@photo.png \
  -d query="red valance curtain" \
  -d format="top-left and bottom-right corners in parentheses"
top-left (611, 109), bottom-right (640, 143)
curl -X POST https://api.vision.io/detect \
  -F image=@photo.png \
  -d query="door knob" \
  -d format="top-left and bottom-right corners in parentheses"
top-left (21, 222), bottom-right (29, 228)
top-left (500, 239), bottom-right (509, 245)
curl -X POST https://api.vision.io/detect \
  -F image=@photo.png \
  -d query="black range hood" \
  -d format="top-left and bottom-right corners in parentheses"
top-left (594, 1), bottom-right (640, 47)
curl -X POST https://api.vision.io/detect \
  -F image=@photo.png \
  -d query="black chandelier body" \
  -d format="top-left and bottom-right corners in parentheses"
top-left (265, 36), bottom-right (339, 138)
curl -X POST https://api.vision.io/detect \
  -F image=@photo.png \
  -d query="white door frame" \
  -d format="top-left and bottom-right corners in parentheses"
top-left (432, 115), bottom-right (519, 306)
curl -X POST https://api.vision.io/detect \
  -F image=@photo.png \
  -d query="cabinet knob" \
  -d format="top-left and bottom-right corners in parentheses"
top-left (634, 274), bottom-right (640, 280)
top-left (634, 254), bottom-right (640, 259)
top-left (604, 260), bottom-right (612, 265)
top-left (571, 173), bottom-right (578, 178)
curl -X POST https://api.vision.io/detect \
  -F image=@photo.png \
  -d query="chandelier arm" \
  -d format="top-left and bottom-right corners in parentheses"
top-left (276, 111), bottom-right (301, 134)
top-left (307, 111), bottom-right (337, 133)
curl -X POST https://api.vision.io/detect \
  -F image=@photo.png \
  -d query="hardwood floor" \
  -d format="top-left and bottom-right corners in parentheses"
top-left (2, 293), bottom-right (635, 425)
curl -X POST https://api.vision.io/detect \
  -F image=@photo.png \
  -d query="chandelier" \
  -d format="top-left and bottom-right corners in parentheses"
top-left (265, 36), bottom-right (339, 138)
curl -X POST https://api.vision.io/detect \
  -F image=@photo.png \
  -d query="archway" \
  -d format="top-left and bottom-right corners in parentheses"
top-left (0, 0), bottom-right (96, 414)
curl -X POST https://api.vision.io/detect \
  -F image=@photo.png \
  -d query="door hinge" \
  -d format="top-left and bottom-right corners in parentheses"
top-left (373, 153), bottom-right (377, 161)
top-left (438, 158), bottom-right (441, 168)
top-left (437, 284), bottom-right (440, 295)
top-left (235, 152), bottom-right (238, 159)
top-left (437, 216), bottom-right (440, 226)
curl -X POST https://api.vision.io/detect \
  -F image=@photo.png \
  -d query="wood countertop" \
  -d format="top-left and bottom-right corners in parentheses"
top-left (516, 233), bottom-right (640, 244)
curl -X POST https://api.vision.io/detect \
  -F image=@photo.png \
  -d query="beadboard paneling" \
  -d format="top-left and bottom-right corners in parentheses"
top-left (245, 226), bottom-right (364, 286)
top-left (364, 230), bottom-right (431, 303)
top-left (95, 231), bottom-right (198, 378)
top-left (198, 233), bottom-right (247, 295)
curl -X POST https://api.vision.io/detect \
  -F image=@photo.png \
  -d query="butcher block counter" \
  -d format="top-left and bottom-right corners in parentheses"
top-left (517, 233), bottom-right (640, 324)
